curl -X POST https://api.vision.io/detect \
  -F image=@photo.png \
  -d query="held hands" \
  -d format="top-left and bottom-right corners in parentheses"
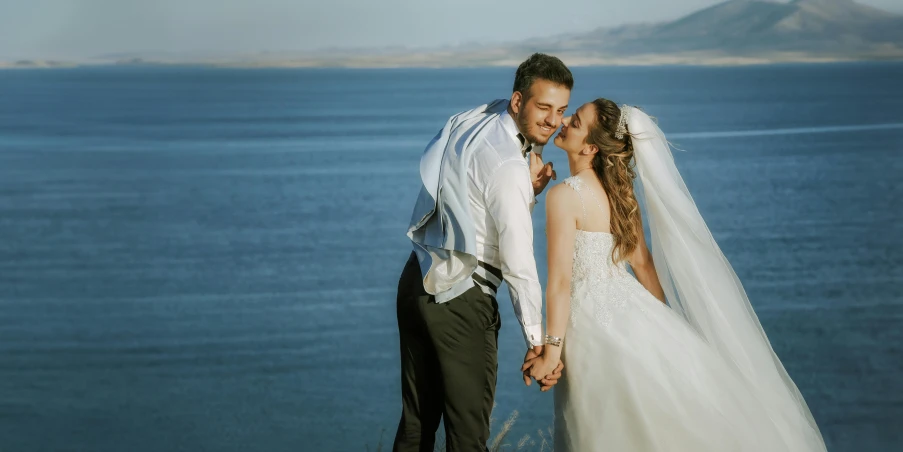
top-left (530, 152), bottom-right (556, 196)
top-left (522, 345), bottom-right (564, 392)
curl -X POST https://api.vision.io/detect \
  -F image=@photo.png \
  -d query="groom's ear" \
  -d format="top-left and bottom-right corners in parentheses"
top-left (510, 91), bottom-right (523, 116)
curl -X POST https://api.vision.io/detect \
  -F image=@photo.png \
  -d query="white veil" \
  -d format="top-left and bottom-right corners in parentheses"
top-left (626, 106), bottom-right (826, 447)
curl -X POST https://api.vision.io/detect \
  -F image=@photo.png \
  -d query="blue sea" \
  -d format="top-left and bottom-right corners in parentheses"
top-left (0, 63), bottom-right (901, 451)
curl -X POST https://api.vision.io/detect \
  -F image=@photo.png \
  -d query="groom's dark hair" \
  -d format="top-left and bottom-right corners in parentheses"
top-left (513, 53), bottom-right (574, 98)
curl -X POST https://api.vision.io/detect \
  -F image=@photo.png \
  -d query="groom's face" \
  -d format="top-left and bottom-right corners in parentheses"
top-left (511, 79), bottom-right (570, 146)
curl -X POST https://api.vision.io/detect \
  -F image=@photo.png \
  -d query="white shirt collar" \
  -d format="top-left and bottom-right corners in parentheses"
top-left (499, 108), bottom-right (533, 155)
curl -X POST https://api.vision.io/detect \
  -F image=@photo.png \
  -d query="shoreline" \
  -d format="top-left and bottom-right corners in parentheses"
top-left (3, 53), bottom-right (903, 70)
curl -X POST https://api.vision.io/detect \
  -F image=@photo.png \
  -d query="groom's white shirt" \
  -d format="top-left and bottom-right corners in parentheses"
top-left (407, 99), bottom-right (543, 347)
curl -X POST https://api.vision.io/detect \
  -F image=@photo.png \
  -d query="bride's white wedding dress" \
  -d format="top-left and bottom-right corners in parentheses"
top-left (552, 176), bottom-right (825, 451)
top-left (548, 104), bottom-right (830, 452)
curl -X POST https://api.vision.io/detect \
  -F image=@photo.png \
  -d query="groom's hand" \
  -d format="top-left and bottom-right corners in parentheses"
top-left (530, 152), bottom-right (556, 196)
top-left (522, 345), bottom-right (543, 386)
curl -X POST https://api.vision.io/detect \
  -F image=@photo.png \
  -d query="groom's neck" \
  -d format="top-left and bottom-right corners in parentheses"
top-left (507, 103), bottom-right (519, 131)
top-left (507, 103), bottom-right (531, 145)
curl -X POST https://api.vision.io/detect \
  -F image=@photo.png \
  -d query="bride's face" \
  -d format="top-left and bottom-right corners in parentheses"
top-left (554, 102), bottom-right (595, 155)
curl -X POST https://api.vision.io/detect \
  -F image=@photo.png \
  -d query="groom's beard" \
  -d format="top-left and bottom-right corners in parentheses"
top-left (523, 129), bottom-right (553, 146)
top-left (517, 116), bottom-right (554, 146)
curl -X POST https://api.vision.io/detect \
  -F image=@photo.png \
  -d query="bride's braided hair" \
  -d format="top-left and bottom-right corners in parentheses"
top-left (588, 99), bottom-right (639, 262)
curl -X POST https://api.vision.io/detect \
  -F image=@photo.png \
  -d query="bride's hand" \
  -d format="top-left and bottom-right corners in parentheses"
top-left (528, 355), bottom-right (560, 382)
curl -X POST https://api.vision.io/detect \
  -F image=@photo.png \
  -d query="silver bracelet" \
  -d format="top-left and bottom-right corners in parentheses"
top-left (544, 334), bottom-right (562, 347)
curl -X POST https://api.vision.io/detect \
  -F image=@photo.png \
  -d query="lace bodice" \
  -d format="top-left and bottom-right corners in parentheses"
top-left (562, 176), bottom-right (630, 279)
top-left (562, 176), bottom-right (644, 327)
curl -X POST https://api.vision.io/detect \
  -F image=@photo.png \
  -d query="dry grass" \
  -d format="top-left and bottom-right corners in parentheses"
top-left (366, 409), bottom-right (553, 452)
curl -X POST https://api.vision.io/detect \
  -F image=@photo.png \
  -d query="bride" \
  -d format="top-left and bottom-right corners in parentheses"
top-left (522, 99), bottom-right (827, 451)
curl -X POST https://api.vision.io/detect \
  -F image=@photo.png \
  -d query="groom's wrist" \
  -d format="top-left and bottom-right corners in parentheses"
top-left (524, 324), bottom-right (544, 348)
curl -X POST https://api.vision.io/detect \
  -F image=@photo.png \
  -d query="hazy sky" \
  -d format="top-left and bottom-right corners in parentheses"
top-left (1, 0), bottom-right (901, 59)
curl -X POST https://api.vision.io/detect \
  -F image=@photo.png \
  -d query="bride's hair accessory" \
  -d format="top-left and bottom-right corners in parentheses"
top-left (614, 104), bottom-right (630, 140)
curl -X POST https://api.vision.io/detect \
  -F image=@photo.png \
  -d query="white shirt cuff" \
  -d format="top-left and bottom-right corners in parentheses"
top-left (524, 324), bottom-right (544, 348)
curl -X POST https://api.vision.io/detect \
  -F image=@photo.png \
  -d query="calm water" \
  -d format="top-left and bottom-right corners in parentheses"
top-left (0, 64), bottom-right (901, 451)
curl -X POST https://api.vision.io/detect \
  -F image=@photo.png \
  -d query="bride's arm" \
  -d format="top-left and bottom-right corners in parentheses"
top-left (531, 184), bottom-right (579, 376)
top-left (628, 212), bottom-right (667, 304)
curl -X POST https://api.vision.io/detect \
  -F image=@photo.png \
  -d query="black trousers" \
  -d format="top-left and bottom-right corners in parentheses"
top-left (393, 252), bottom-right (501, 452)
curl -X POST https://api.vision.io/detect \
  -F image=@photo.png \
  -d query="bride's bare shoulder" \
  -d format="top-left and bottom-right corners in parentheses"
top-left (546, 180), bottom-right (582, 214)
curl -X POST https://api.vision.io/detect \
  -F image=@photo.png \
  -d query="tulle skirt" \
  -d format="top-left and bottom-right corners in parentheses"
top-left (553, 277), bottom-right (825, 451)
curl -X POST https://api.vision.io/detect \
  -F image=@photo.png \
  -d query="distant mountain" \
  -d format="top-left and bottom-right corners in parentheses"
top-left (289, 0), bottom-right (903, 66)
top-left (522, 0), bottom-right (903, 61)
top-left (4, 0), bottom-right (901, 68)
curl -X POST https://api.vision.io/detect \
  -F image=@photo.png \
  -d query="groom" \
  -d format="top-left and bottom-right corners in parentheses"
top-left (395, 53), bottom-right (572, 451)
